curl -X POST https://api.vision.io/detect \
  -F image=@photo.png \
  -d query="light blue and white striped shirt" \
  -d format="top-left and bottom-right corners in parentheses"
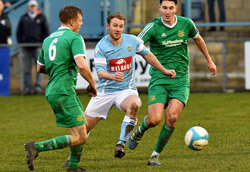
top-left (94, 33), bottom-right (149, 94)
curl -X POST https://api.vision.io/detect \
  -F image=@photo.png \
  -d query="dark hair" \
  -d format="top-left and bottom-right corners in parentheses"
top-left (106, 12), bottom-right (126, 25)
top-left (160, 0), bottom-right (177, 5)
top-left (59, 5), bottom-right (82, 24)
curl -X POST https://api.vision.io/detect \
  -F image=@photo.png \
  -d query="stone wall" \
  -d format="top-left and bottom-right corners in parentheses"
top-left (188, 41), bottom-right (245, 92)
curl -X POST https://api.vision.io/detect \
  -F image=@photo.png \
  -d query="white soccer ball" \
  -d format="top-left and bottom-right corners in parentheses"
top-left (184, 126), bottom-right (209, 151)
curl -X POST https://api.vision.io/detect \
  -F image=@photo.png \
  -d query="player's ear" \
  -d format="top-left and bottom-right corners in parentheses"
top-left (70, 19), bottom-right (74, 27)
top-left (106, 23), bottom-right (110, 30)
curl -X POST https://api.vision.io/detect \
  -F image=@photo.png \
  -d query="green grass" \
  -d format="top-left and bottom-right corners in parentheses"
top-left (0, 93), bottom-right (250, 172)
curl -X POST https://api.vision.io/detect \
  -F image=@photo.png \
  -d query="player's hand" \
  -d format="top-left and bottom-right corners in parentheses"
top-left (207, 60), bottom-right (217, 75)
top-left (113, 72), bottom-right (124, 82)
top-left (87, 84), bottom-right (97, 97)
top-left (165, 69), bottom-right (176, 79)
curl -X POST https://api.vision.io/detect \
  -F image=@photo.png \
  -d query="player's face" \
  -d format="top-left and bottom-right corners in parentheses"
top-left (72, 13), bottom-right (83, 33)
top-left (158, 1), bottom-right (177, 24)
top-left (107, 18), bottom-right (124, 41)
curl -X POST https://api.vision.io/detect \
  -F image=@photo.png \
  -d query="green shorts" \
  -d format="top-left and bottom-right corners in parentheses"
top-left (148, 77), bottom-right (190, 107)
top-left (46, 94), bottom-right (86, 128)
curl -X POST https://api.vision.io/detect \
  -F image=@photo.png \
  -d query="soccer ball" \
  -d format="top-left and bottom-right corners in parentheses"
top-left (184, 126), bottom-right (209, 151)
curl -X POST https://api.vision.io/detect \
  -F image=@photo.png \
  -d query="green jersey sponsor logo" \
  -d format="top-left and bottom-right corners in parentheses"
top-left (50, 31), bottom-right (65, 38)
top-left (162, 39), bottom-right (183, 47)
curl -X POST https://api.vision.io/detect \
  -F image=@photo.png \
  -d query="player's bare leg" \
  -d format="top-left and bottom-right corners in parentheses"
top-left (129, 103), bottom-right (164, 150)
top-left (115, 95), bottom-right (140, 158)
top-left (66, 125), bottom-right (88, 171)
top-left (148, 99), bottom-right (183, 166)
top-left (64, 115), bottom-right (100, 169)
top-left (85, 115), bottom-right (101, 132)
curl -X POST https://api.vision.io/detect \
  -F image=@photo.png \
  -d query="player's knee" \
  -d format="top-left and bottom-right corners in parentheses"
top-left (77, 135), bottom-right (87, 145)
top-left (147, 117), bottom-right (161, 127)
top-left (129, 101), bottom-right (140, 117)
top-left (167, 114), bottom-right (178, 126)
top-left (80, 138), bottom-right (87, 145)
top-left (73, 133), bottom-right (87, 145)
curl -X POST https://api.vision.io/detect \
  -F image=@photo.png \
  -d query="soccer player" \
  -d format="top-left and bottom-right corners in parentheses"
top-left (24, 5), bottom-right (97, 172)
top-left (63, 12), bottom-right (175, 161)
top-left (128, 0), bottom-right (217, 165)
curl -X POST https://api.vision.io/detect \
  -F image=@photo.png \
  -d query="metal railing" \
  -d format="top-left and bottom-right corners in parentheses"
top-left (4, 0), bottom-right (28, 14)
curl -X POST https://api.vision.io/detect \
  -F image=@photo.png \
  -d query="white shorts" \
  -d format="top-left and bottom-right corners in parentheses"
top-left (85, 89), bottom-right (141, 120)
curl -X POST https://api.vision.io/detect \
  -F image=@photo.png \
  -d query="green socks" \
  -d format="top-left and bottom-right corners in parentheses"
top-left (34, 135), bottom-right (83, 170)
top-left (140, 116), bottom-right (150, 132)
top-left (140, 117), bottom-right (175, 154)
top-left (154, 124), bottom-right (175, 154)
top-left (68, 145), bottom-right (83, 170)
top-left (34, 135), bottom-right (71, 152)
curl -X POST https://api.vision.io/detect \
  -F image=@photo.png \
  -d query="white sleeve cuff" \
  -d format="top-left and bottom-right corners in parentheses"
top-left (94, 57), bottom-right (107, 66)
top-left (74, 54), bottom-right (85, 59)
top-left (37, 61), bottom-right (45, 66)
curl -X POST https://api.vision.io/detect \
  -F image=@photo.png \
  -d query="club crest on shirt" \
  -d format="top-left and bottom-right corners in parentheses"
top-left (109, 56), bottom-right (132, 72)
top-left (178, 30), bottom-right (184, 37)
top-left (150, 95), bottom-right (156, 101)
top-left (77, 115), bottom-right (84, 122)
top-left (127, 45), bottom-right (132, 52)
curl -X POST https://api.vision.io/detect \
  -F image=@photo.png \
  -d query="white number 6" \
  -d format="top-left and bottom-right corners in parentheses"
top-left (49, 38), bottom-right (58, 61)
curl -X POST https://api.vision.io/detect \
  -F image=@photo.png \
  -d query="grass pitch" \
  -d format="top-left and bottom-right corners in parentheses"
top-left (0, 92), bottom-right (250, 172)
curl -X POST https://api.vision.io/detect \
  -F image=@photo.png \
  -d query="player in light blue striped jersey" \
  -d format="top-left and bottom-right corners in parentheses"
top-left (84, 12), bottom-right (176, 159)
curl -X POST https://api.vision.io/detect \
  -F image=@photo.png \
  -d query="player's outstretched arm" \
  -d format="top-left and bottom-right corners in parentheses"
top-left (194, 35), bottom-right (217, 75)
top-left (75, 56), bottom-right (97, 96)
top-left (143, 51), bottom-right (176, 78)
top-left (97, 70), bottom-right (124, 82)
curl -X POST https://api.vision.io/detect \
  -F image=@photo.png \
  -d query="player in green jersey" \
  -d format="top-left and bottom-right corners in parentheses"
top-left (129, 0), bottom-right (217, 165)
top-left (24, 5), bottom-right (97, 172)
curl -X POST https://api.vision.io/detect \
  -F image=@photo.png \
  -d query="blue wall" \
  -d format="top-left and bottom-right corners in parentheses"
top-left (5, 0), bottom-right (130, 55)
top-left (47, 0), bottom-right (109, 39)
